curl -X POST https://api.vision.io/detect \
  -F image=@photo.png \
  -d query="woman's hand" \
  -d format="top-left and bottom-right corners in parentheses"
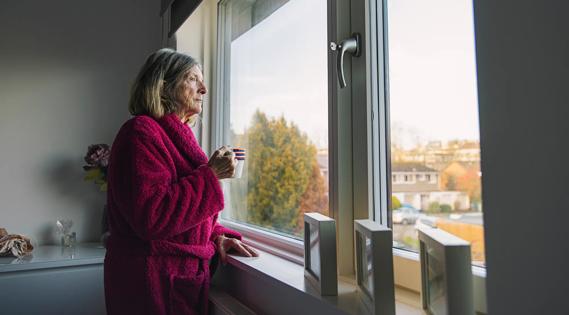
top-left (215, 235), bottom-right (259, 264)
top-left (208, 146), bottom-right (237, 179)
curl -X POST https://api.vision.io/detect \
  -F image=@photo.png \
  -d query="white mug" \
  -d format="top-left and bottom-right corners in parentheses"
top-left (232, 148), bottom-right (245, 178)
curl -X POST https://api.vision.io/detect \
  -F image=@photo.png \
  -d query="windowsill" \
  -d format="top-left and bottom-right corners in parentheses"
top-left (218, 221), bottom-right (486, 313)
top-left (214, 248), bottom-right (426, 315)
top-left (219, 218), bottom-right (304, 264)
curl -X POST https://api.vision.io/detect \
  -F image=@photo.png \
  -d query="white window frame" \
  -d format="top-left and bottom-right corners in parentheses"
top-left (212, 0), bottom-right (306, 261)
top-left (212, 3), bottom-right (487, 311)
top-left (368, 0), bottom-right (487, 311)
top-left (211, 0), bottom-right (367, 275)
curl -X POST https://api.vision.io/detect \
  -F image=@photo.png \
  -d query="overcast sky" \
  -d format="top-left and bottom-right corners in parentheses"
top-left (230, 0), bottom-right (480, 150)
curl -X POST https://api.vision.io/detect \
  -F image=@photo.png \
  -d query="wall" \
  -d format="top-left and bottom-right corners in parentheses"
top-left (474, 1), bottom-right (569, 314)
top-left (0, 1), bottom-right (162, 245)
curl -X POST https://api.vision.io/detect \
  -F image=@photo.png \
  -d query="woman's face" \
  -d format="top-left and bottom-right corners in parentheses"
top-left (176, 65), bottom-right (207, 119)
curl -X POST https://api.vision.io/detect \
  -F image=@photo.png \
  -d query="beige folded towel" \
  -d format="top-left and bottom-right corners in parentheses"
top-left (0, 228), bottom-right (34, 258)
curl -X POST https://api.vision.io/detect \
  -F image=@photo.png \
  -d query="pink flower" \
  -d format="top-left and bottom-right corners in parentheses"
top-left (83, 144), bottom-right (110, 191)
top-left (83, 144), bottom-right (110, 169)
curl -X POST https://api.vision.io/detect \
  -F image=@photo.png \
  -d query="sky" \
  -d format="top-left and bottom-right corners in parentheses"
top-left (230, 0), bottom-right (480, 150)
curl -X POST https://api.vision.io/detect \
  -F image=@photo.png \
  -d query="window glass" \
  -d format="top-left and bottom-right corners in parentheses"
top-left (220, 0), bottom-right (329, 239)
top-left (387, 0), bottom-right (485, 266)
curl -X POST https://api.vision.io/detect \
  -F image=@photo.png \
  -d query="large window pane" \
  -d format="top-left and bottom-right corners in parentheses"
top-left (386, 0), bottom-right (485, 266)
top-left (220, 0), bottom-right (329, 239)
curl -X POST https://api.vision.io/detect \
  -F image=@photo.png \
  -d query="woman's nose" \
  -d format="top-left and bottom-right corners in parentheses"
top-left (199, 82), bottom-right (207, 95)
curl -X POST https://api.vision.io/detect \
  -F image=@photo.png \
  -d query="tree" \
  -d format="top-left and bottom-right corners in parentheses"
top-left (391, 195), bottom-right (401, 210)
top-left (246, 110), bottom-right (324, 234)
top-left (440, 204), bottom-right (452, 213)
top-left (457, 169), bottom-right (482, 204)
top-left (428, 201), bottom-right (441, 213)
top-left (296, 161), bottom-right (329, 234)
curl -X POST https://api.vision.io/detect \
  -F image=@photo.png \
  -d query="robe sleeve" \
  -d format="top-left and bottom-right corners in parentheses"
top-left (109, 128), bottom-right (224, 241)
top-left (209, 215), bottom-right (242, 242)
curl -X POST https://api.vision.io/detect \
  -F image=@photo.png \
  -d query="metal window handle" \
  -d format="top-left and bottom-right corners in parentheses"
top-left (330, 33), bottom-right (361, 88)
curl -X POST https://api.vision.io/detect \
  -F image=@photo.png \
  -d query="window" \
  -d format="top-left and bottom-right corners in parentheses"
top-left (216, 0), bottom-right (328, 240)
top-left (385, 0), bottom-right (485, 267)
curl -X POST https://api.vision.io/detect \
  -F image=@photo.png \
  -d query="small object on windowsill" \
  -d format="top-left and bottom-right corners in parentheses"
top-left (303, 212), bottom-right (338, 296)
top-left (0, 228), bottom-right (34, 258)
top-left (417, 225), bottom-right (474, 315)
top-left (354, 220), bottom-right (396, 315)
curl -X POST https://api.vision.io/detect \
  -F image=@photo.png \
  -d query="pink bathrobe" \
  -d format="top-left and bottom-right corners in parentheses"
top-left (104, 113), bottom-right (240, 315)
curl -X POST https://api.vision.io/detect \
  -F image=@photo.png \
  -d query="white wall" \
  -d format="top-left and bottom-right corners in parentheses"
top-left (474, 1), bottom-right (569, 314)
top-left (0, 1), bottom-right (162, 245)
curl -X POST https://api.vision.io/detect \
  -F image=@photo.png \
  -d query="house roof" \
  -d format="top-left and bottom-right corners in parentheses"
top-left (391, 162), bottom-right (437, 173)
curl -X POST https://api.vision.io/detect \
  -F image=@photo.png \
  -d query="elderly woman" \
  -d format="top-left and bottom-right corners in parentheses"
top-left (104, 48), bottom-right (257, 315)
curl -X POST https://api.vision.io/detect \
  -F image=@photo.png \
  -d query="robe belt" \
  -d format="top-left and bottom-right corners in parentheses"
top-left (106, 235), bottom-right (216, 260)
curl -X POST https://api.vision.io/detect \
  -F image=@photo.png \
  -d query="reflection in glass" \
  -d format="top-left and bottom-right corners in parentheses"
top-left (363, 236), bottom-right (374, 295)
top-left (309, 222), bottom-right (320, 279)
top-left (426, 249), bottom-right (446, 314)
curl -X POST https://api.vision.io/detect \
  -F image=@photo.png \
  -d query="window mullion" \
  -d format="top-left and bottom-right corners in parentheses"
top-left (369, 0), bottom-right (391, 226)
top-left (329, 0), bottom-right (374, 277)
top-left (328, 0), bottom-right (355, 277)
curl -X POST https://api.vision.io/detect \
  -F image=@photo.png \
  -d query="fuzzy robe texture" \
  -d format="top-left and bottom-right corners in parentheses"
top-left (104, 113), bottom-right (240, 315)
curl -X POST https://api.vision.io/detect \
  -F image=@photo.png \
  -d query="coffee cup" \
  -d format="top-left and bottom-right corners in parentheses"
top-left (232, 148), bottom-right (245, 178)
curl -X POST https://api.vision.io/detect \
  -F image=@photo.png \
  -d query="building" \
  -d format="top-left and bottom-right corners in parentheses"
top-left (392, 163), bottom-right (470, 210)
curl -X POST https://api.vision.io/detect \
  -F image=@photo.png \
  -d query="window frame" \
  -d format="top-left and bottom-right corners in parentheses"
top-left (368, 0), bottom-right (392, 227)
top-left (210, 1), bottom-right (487, 311)
top-left (371, 0), bottom-right (487, 265)
top-left (212, 0), bottom-right (305, 261)
top-left (212, 0), bottom-right (359, 269)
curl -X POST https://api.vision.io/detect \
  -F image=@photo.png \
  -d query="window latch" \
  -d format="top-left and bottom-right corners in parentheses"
top-left (330, 33), bottom-right (361, 88)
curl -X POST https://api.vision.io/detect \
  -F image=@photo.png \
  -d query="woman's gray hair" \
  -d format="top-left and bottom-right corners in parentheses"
top-left (129, 48), bottom-right (200, 119)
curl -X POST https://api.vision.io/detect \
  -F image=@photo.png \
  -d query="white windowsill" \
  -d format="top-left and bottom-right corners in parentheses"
top-left (216, 248), bottom-right (425, 315)
top-left (219, 218), bottom-right (304, 264)
top-left (217, 221), bottom-right (486, 314)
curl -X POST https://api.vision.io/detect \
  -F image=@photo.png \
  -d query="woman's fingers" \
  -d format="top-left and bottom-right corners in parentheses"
top-left (222, 238), bottom-right (259, 257)
top-left (218, 146), bottom-right (230, 156)
top-left (219, 156), bottom-right (236, 179)
top-left (242, 243), bottom-right (259, 257)
top-left (209, 151), bottom-right (238, 179)
top-left (216, 236), bottom-right (259, 265)
top-left (228, 239), bottom-right (259, 258)
top-left (208, 149), bottom-right (221, 166)
top-left (230, 239), bottom-right (252, 257)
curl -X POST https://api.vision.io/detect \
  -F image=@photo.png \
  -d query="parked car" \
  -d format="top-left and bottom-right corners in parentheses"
top-left (392, 206), bottom-right (421, 225)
